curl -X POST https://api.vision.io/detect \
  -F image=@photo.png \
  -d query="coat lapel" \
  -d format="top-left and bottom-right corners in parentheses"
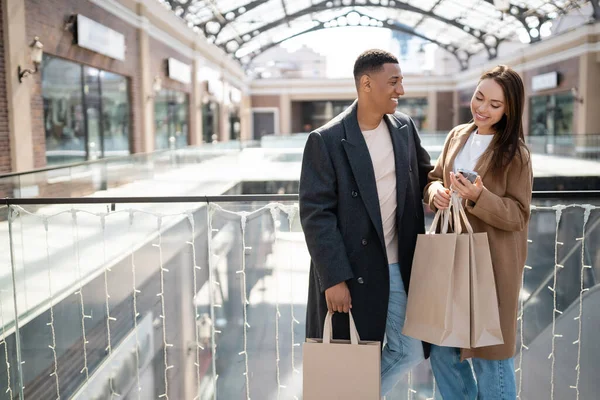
top-left (341, 102), bottom-right (385, 252)
top-left (384, 114), bottom-right (409, 224)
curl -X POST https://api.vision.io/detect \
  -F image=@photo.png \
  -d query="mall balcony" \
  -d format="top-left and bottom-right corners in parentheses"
top-left (0, 0), bottom-right (599, 399)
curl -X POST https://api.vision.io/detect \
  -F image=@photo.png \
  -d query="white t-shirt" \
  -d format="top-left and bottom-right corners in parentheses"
top-left (362, 120), bottom-right (398, 265)
top-left (453, 130), bottom-right (494, 173)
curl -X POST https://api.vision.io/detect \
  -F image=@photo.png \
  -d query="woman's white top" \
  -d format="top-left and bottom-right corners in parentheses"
top-left (453, 130), bottom-right (494, 173)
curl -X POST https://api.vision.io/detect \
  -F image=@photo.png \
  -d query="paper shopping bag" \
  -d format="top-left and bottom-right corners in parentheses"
top-left (469, 233), bottom-right (504, 347)
top-left (451, 194), bottom-right (504, 348)
top-left (402, 205), bottom-right (471, 348)
top-left (303, 311), bottom-right (381, 400)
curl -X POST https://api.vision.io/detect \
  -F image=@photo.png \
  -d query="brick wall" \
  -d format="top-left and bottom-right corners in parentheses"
top-left (149, 37), bottom-right (193, 94)
top-left (251, 95), bottom-right (280, 108)
top-left (25, 0), bottom-right (142, 168)
top-left (0, 2), bottom-right (12, 174)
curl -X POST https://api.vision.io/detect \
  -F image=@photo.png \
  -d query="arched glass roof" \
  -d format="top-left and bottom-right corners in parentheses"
top-left (157, 0), bottom-right (596, 69)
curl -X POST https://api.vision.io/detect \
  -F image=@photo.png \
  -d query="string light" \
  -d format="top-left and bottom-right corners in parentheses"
top-left (129, 210), bottom-right (142, 399)
top-left (407, 371), bottom-right (417, 399)
top-left (268, 206), bottom-right (284, 399)
top-left (239, 212), bottom-right (252, 400)
top-left (186, 211), bottom-right (204, 400)
top-left (207, 204), bottom-right (220, 397)
top-left (425, 379), bottom-right (436, 400)
top-left (154, 216), bottom-right (174, 400)
top-left (286, 206), bottom-right (301, 377)
top-left (570, 205), bottom-right (594, 399)
top-left (0, 288), bottom-right (13, 400)
top-left (43, 217), bottom-right (60, 400)
top-left (71, 209), bottom-right (90, 382)
top-left (516, 263), bottom-right (532, 400)
top-left (13, 201), bottom-right (597, 400)
top-left (101, 214), bottom-right (118, 370)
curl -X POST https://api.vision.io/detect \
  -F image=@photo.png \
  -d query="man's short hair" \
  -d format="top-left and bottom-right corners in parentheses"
top-left (353, 49), bottom-right (399, 86)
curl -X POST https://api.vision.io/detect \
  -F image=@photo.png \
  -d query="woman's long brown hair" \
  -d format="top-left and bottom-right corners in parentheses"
top-left (477, 65), bottom-right (530, 172)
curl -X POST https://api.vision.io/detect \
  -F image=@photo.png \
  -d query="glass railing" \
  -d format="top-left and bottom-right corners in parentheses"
top-left (0, 142), bottom-right (264, 200)
top-left (0, 192), bottom-right (598, 399)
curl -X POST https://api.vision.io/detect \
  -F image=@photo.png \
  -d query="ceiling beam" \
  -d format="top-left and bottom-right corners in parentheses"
top-left (211, 1), bottom-right (502, 60)
top-left (244, 10), bottom-right (473, 71)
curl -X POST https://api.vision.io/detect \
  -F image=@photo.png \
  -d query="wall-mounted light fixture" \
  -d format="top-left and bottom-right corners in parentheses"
top-left (147, 76), bottom-right (162, 101)
top-left (571, 87), bottom-right (584, 104)
top-left (18, 37), bottom-right (44, 83)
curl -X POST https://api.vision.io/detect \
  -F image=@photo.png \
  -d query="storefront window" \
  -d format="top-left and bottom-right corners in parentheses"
top-left (42, 55), bottom-right (131, 165)
top-left (102, 72), bottom-right (130, 157)
top-left (299, 98), bottom-right (428, 132)
top-left (396, 98), bottom-right (428, 131)
top-left (530, 91), bottom-right (574, 136)
top-left (202, 101), bottom-right (220, 143)
top-left (301, 101), bottom-right (354, 132)
top-left (42, 57), bottom-right (86, 164)
top-left (155, 89), bottom-right (190, 150)
top-left (229, 107), bottom-right (241, 140)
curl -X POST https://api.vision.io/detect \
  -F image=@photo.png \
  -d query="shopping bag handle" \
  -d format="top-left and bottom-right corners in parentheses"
top-left (323, 310), bottom-right (360, 345)
top-left (450, 192), bottom-right (474, 234)
top-left (427, 207), bottom-right (452, 234)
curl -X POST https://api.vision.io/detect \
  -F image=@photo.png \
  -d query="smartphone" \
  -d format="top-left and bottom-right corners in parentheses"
top-left (457, 168), bottom-right (478, 183)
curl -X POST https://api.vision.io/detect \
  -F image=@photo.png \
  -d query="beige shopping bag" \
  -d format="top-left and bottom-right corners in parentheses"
top-left (303, 311), bottom-right (381, 400)
top-left (402, 203), bottom-right (471, 348)
top-left (451, 195), bottom-right (504, 348)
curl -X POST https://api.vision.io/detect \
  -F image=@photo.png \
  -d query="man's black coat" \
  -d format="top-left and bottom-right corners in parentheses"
top-left (299, 101), bottom-right (432, 357)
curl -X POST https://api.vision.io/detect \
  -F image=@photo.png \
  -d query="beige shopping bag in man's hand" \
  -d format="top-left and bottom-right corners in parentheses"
top-left (402, 199), bottom-right (471, 348)
top-left (303, 311), bottom-right (381, 400)
top-left (450, 195), bottom-right (504, 348)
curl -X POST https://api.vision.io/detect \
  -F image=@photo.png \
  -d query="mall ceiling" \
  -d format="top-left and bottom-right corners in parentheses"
top-left (159, 0), bottom-right (597, 70)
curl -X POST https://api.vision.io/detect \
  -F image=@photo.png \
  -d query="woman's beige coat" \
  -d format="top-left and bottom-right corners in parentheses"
top-left (424, 123), bottom-right (533, 360)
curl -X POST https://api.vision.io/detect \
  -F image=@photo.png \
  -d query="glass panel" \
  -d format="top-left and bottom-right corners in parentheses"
top-left (155, 90), bottom-right (190, 150)
top-left (42, 55), bottom-right (85, 165)
top-left (397, 97), bottom-right (429, 131)
top-left (101, 72), bottom-right (131, 158)
top-left (155, 89), bottom-right (170, 150)
top-left (173, 91), bottom-right (190, 149)
top-left (83, 67), bottom-right (103, 161)
top-left (202, 101), bottom-right (220, 143)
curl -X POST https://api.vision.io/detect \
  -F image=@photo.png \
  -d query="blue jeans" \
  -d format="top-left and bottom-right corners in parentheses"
top-left (381, 263), bottom-right (424, 395)
top-left (430, 345), bottom-right (517, 400)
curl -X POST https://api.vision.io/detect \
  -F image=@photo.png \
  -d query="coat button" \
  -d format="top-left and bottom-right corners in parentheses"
top-left (351, 190), bottom-right (358, 198)
top-left (357, 277), bottom-right (364, 284)
top-left (409, 166), bottom-right (413, 172)
top-left (361, 238), bottom-right (368, 246)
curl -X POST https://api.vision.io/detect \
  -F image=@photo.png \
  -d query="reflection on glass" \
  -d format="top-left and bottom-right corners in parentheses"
top-left (530, 91), bottom-right (574, 136)
top-left (42, 56), bottom-right (85, 165)
top-left (229, 107), bottom-right (241, 140)
top-left (84, 67), bottom-right (102, 160)
top-left (155, 89), bottom-right (190, 150)
top-left (102, 72), bottom-right (130, 157)
top-left (203, 101), bottom-right (220, 143)
top-left (298, 98), bottom-right (428, 132)
top-left (42, 55), bottom-right (131, 165)
top-left (396, 98), bottom-right (428, 130)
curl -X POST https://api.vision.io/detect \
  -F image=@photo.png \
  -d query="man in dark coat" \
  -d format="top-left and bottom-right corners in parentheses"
top-left (299, 49), bottom-right (432, 395)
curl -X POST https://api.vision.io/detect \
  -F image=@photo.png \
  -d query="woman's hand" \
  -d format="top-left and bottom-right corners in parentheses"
top-left (450, 172), bottom-right (484, 202)
top-left (432, 182), bottom-right (451, 210)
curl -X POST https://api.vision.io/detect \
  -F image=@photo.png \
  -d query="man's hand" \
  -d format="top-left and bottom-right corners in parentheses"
top-left (325, 281), bottom-right (352, 313)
